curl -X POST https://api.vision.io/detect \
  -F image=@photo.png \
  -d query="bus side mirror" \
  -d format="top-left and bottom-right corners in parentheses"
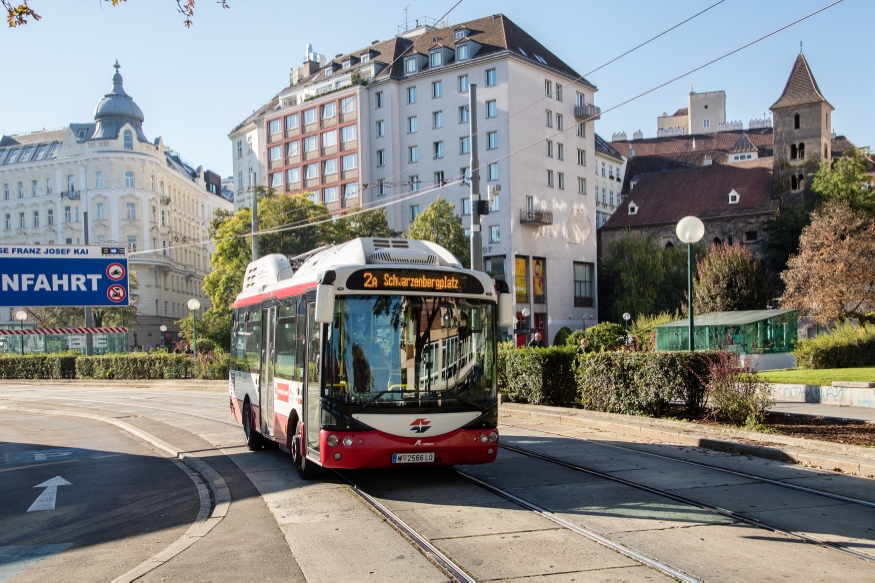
top-left (315, 284), bottom-right (335, 324)
top-left (497, 293), bottom-right (514, 328)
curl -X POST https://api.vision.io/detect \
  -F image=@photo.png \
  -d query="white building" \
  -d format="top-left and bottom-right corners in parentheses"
top-left (0, 63), bottom-right (233, 347)
top-left (231, 14), bottom-right (601, 345)
top-left (593, 134), bottom-right (625, 229)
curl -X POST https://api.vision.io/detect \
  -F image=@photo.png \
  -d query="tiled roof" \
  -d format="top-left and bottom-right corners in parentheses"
top-left (594, 133), bottom-right (624, 161)
top-left (611, 129), bottom-right (774, 158)
top-left (770, 53), bottom-right (832, 110)
top-left (602, 158), bottom-right (776, 230)
top-left (0, 128), bottom-right (67, 147)
top-left (728, 132), bottom-right (758, 154)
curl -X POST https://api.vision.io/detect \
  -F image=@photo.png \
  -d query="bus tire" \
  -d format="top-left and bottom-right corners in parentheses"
top-left (297, 451), bottom-right (322, 480)
top-left (242, 402), bottom-right (263, 451)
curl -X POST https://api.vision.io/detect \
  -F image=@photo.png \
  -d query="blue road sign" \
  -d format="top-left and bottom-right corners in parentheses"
top-left (0, 245), bottom-right (129, 307)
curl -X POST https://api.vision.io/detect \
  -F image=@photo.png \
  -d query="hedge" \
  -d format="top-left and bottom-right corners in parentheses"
top-left (0, 355), bottom-right (78, 379)
top-left (499, 345), bottom-right (577, 406)
top-left (794, 322), bottom-right (875, 369)
top-left (75, 354), bottom-right (193, 380)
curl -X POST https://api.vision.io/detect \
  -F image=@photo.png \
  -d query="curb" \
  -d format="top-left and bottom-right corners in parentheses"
top-left (499, 403), bottom-right (875, 478)
top-left (0, 379), bottom-right (227, 390)
top-left (0, 404), bottom-right (231, 581)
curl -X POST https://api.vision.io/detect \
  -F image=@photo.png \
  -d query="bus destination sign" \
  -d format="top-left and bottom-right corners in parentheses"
top-left (346, 269), bottom-right (483, 294)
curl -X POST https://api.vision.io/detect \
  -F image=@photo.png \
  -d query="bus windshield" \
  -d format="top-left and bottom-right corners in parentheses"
top-left (323, 295), bottom-right (496, 409)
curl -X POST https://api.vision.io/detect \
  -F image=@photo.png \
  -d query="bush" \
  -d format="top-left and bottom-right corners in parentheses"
top-left (584, 322), bottom-right (627, 352)
top-left (197, 350), bottom-right (230, 380)
top-left (75, 354), bottom-right (193, 380)
top-left (794, 322), bottom-right (875, 369)
top-left (553, 326), bottom-right (573, 347)
top-left (577, 351), bottom-right (718, 417)
top-left (705, 351), bottom-right (774, 426)
top-left (499, 345), bottom-right (576, 405)
top-left (630, 311), bottom-right (679, 351)
top-left (0, 355), bottom-right (77, 379)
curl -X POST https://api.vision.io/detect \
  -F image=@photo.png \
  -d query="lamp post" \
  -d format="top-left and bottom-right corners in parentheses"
top-left (521, 307), bottom-right (531, 343)
top-left (15, 310), bottom-right (27, 355)
top-left (187, 299), bottom-right (201, 375)
top-left (676, 216), bottom-right (705, 351)
top-left (622, 312), bottom-right (631, 339)
top-left (159, 324), bottom-right (168, 352)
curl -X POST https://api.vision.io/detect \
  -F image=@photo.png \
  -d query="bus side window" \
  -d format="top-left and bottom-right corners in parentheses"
top-left (246, 308), bottom-right (262, 374)
top-left (275, 303), bottom-right (297, 379)
top-left (233, 308), bottom-right (249, 372)
top-left (294, 299), bottom-right (307, 382)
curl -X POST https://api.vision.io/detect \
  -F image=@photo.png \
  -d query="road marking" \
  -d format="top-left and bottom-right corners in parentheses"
top-left (5, 449), bottom-right (75, 465)
top-left (27, 476), bottom-right (71, 512)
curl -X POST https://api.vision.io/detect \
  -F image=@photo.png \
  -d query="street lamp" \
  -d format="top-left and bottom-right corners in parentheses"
top-left (15, 310), bottom-right (27, 355)
top-left (521, 307), bottom-right (531, 343)
top-left (187, 299), bottom-right (201, 375)
top-left (622, 312), bottom-right (631, 332)
top-left (160, 324), bottom-right (168, 352)
top-left (676, 216), bottom-right (705, 351)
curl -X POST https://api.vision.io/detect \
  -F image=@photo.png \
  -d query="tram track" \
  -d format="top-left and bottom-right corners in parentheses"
top-left (5, 390), bottom-right (875, 575)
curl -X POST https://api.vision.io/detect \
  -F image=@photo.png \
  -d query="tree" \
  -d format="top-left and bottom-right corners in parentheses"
top-left (762, 201), bottom-right (815, 278)
top-left (811, 148), bottom-right (875, 217)
top-left (406, 197), bottom-right (470, 267)
top-left (328, 207), bottom-right (399, 243)
top-left (781, 200), bottom-right (875, 324)
top-left (598, 232), bottom-right (704, 321)
top-left (3, 0), bottom-right (229, 28)
top-left (693, 243), bottom-right (771, 313)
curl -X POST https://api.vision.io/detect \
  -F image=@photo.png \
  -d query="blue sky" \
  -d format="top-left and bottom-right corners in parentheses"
top-left (0, 0), bottom-right (869, 177)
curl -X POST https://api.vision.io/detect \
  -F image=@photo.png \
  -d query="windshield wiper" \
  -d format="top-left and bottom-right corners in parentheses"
top-left (359, 390), bottom-right (399, 408)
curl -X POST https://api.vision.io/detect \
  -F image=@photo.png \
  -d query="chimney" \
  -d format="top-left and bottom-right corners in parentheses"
top-left (627, 147), bottom-right (635, 159)
top-left (703, 155), bottom-right (712, 166)
top-left (302, 58), bottom-right (320, 77)
top-left (290, 67), bottom-right (304, 85)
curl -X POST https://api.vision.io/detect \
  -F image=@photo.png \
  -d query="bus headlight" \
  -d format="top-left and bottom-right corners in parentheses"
top-left (327, 434), bottom-right (339, 447)
top-left (343, 436), bottom-right (354, 447)
top-left (489, 432), bottom-right (499, 443)
top-left (480, 434), bottom-right (489, 443)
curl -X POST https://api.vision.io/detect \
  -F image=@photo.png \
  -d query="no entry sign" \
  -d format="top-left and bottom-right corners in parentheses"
top-left (0, 245), bottom-right (129, 307)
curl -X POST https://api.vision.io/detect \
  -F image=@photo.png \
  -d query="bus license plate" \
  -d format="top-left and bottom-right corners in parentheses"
top-left (392, 452), bottom-right (435, 464)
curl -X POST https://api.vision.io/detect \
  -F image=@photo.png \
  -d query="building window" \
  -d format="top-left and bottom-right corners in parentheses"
top-left (557, 143), bottom-right (564, 160)
top-left (124, 130), bottom-right (133, 150)
top-left (303, 108), bottom-right (317, 125)
top-left (376, 149), bottom-right (385, 166)
top-left (321, 102), bottom-right (336, 119)
top-left (341, 153), bottom-right (358, 170)
top-left (410, 204), bottom-right (420, 221)
top-left (322, 130), bottom-right (337, 148)
top-left (404, 57), bottom-right (417, 74)
top-left (97, 203), bottom-right (105, 220)
top-left (488, 162), bottom-right (498, 181)
top-left (126, 202), bottom-right (136, 220)
top-left (3, 214), bottom-right (9, 229)
top-left (547, 170), bottom-right (554, 187)
top-left (430, 51), bottom-right (442, 68)
top-left (32, 210), bottom-right (39, 227)
top-left (268, 119), bottom-right (281, 135)
top-left (375, 91), bottom-right (384, 108)
top-left (343, 183), bottom-right (358, 199)
top-left (378, 180), bottom-right (388, 196)
top-left (94, 171), bottom-right (104, 189)
top-left (434, 171), bottom-right (445, 186)
top-left (798, 142), bottom-right (805, 159)
top-left (31, 180), bottom-right (37, 196)
top-left (556, 84), bottom-right (563, 101)
top-left (18, 212), bottom-right (25, 228)
top-left (462, 198), bottom-right (471, 215)
top-left (286, 113), bottom-right (299, 130)
top-left (340, 125), bottom-right (357, 143)
top-left (459, 74), bottom-right (469, 93)
top-left (486, 68), bottom-right (496, 86)
top-left (269, 145), bottom-right (282, 161)
top-left (323, 159), bottom-right (338, 175)
top-left (486, 100), bottom-right (497, 118)
top-left (459, 105), bottom-right (469, 123)
top-left (287, 167), bottom-right (301, 183)
top-left (409, 145), bottom-right (419, 163)
top-left (487, 131), bottom-right (498, 150)
top-left (461, 167), bottom-right (471, 185)
top-left (546, 110), bottom-right (552, 127)
top-left (322, 186), bottom-right (338, 202)
top-left (409, 175), bottom-right (420, 191)
top-left (47, 209), bottom-right (54, 226)
top-left (515, 257), bottom-right (528, 302)
top-left (545, 80), bottom-right (552, 97)
top-left (457, 44), bottom-right (470, 60)
top-left (744, 230), bottom-right (758, 242)
top-left (433, 111), bottom-right (443, 128)
top-left (489, 225), bottom-right (500, 243)
top-left (703, 119), bottom-right (710, 128)
top-left (490, 193), bottom-right (500, 212)
top-left (127, 235), bottom-right (137, 252)
top-left (794, 113), bottom-right (800, 129)
top-left (407, 86), bottom-right (417, 104)
top-left (303, 136), bottom-right (317, 153)
top-left (376, 120), bottom-right (385, 137)
top-left (304, 163), bottom-right (319, 180)
top-left (601, 162), bottom-right (606, 177)
top-left (434, 141), bottom-right (444, 159)
top-left (46, 178), bottom-right (52, 195)
top-left (556, 114), bottom-right (563, 130)
top-left (287, 141), bottom-right (300, 157)
top-left (2, 184), bottom-right (7, 200)
top-left (546, 140), bottom-right (553, 157)
top-left (573, 262), bottom-right (594, 307)
top-left (432, 80), bottom-right (442, 98)
top-left (18, 182), bottom-right (23, 198)
top-left (577, 122), bottom-right (585, 137)
top-left (558, 173), bottom-right (565, 190)
top-left (460, 136), bottom-right (471, 154)
top-left (578, 177), bottom-right (586, 194)
top-left (408, 116), bottom-right (418, 133)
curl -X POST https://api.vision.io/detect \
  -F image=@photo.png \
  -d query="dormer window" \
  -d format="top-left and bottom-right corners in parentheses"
top-left (456, 44), bottom-right (470, 60)
top-left (728, 189), bottom-right (740, 204)
top-left (343, 60), bottom-right (351, 70)
top-left (77, 128), bottom-right (87, 139)
top-left (518, 47), bottom-right (528, 56)
top-left (534, 54), bottom-right (548, 65)
top-left (361, 53), bottom-right (370, 64)
top-left (628, 202), bottom-right (638, 215)
top-left (405, 57), bottom-right (417, 74)
top-left (430, 51), bottom-right (442, 68)
top-left (454, 28), bottom-right (469, 41)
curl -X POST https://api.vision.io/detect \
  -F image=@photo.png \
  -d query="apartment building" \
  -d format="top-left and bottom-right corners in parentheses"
top-left (0, 63), bottom-right (233, 346)
top-left (231, 14), bottom-right (601, 344)
top-left (593, 134), bottom-right (625, 229)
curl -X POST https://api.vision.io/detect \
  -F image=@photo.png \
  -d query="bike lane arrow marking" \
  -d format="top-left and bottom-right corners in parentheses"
top-left (27, 476), bottom-right (71, 512)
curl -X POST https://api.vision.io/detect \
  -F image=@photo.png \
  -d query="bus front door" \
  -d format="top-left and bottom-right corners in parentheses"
top-left (260, 306), bottom-right (276, 439)
top-left (305, 302), bottom-right (321, 457)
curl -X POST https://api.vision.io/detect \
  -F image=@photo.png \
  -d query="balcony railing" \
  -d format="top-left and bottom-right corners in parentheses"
top-left (520, 208), bottom-right (553, 225)
top-left (61, 190), bottom-right (80, 200)
top-left (574, 104), bottom-right (601, 121)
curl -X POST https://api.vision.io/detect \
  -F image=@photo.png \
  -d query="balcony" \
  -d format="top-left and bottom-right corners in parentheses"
top-left (61, 190), bottom-right (80, 200)
top-left (574, 103), bottom-right (601, 121)
top-left (520, 208), bottom-right (553, 225)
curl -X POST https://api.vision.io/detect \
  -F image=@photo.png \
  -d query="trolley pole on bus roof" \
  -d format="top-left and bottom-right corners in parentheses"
top-left (469, 83), bottom-right (482, 272)
top-left (251, 173), bottom-right (259, 261)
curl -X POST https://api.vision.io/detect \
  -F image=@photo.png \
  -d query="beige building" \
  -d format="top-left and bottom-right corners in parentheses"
top-left (593, 134), bottom-right (625, 229)
top-left (0, 63), bottom-right (233, 347)
top-left (656, 89), bottom-right (729, 136)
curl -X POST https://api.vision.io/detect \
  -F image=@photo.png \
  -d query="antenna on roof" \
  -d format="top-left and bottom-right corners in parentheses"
top-left (799, 41), bottom-right (803, 54)
top-left (404, 4), bottom-right (410, 30)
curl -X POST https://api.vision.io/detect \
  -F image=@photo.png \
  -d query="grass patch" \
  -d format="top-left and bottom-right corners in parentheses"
top-left (759, 367), bottom-right (875, 386)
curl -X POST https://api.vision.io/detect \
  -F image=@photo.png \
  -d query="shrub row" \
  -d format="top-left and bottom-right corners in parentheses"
top-left (498, 347), bottom-right (720, 416)
top-left (794, 322), bottom-right (875, 369)
top-left (0, 352), bottom-right (229, 380)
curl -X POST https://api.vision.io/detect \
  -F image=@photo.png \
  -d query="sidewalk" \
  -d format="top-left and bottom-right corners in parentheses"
top-left (770, 401), bottom-right (875, 423)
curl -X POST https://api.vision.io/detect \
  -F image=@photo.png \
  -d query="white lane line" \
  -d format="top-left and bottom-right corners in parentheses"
top-left (27, 476), bottom-right (71, 512)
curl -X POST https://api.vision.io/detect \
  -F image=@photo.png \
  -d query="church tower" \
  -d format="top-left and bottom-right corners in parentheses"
top-left (769, 51), bottom-right (833, 194)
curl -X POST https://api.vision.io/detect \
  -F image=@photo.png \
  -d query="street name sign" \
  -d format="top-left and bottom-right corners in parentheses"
top-left (0, 245), bottom-right (129, 307)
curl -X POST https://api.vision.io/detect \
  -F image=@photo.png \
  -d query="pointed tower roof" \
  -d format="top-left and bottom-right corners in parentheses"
top-left (770, 53), bottom-right (833, 111)
top-left (728, 132), bottom-right (757, 154)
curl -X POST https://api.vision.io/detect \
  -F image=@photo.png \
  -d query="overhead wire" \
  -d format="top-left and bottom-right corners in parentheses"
top-left (129, 0), bottom-right (843, 256)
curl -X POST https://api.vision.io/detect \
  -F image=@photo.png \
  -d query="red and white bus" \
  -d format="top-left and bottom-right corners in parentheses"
top-left (229, 237), bottom-right (514, 478)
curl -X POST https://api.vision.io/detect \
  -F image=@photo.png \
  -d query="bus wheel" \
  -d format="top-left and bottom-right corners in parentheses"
top-left (297, 451), bottom-right (322, 480)
top-left (242, 402), bottom-right (263, 451)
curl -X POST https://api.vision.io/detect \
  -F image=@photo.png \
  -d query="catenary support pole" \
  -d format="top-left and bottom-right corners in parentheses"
top-left (469, 84), bottom-right (482, 271)
top-left (83, 203), bottom-right (93, 356)
top-left (251, 173), bottom-right (259, 261)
